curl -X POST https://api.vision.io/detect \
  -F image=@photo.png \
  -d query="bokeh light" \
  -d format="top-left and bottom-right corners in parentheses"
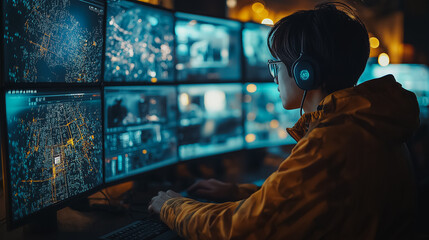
top-left (378, 53), bottom-right (390, 67)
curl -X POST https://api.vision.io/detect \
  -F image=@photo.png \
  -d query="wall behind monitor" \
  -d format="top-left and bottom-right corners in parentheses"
top-left (174, 0), bottom-right (227, 18)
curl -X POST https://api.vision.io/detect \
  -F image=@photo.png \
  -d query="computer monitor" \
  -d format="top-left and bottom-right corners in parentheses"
top-left (104, 86), bottom-right (178, 183)
top-left (175, 12), bottom-right (242, 81)
top-left (242, 22), bottom-right (273, 81)
top-left (104, 0), bottom-right (174, 83)
top-left (3, 0), bottom-right (105, 83)
top-left (244, 83), bottom-right (299, 148)
top-left (4, 90), bottom-right (103, 227)
top-left (178, 83), bottom-right (244, 160)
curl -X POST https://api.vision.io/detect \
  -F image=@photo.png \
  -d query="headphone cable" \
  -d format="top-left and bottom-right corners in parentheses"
top-left (300, 90), bottom-right (308, 117)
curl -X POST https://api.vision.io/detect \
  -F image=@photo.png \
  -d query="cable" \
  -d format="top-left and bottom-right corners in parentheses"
top-left (300, 90), bottom-right (308, 116)
top-left (99, 190), bottom-right (112, 207)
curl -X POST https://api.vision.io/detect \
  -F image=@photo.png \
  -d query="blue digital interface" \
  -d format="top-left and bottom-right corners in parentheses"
top-left (244, 83), bottom-right (300, 148)
top-left (242, 22), bottom-right (273, 80)
top-left (178, 84), bottom-right (244, 160)
top-left (104, 0), bottom-right (174, 83)
top-left (104, 86), bottom-right (177, 182)
top-left (3, 0), bottom-right (105, 83)
top-left (175, 12), bottom-right (242, 81)
top-left (6, 90), bottom-right (103, 222)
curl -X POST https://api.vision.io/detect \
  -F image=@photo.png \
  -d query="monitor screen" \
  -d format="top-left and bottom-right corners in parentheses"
top-left (5, 90), bottom-right (103, 223)
top-left (3, 0), bottom-right (105, 83)
top-left (104, 86), bottom-right (178, 182)
top-left (178, 83), bottom-right (244, 160)
top-left (242, 22), bottom-right (273, 81)
top-left (175, 12), bottom-right (242, 81)
top-left (244, 83), bottom-right (299, 148)
top-left (104, 0), bottom-right (174, 83)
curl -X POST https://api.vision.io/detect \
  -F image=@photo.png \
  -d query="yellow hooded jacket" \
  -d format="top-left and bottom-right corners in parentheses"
top-left (160, 75), bottom-right (420, 239)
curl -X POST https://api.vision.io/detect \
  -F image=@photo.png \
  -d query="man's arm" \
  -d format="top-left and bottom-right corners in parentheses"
top-left (158, 136), bottom-right (329, 240)
top-left (186, 179), bottom-right (260, 202)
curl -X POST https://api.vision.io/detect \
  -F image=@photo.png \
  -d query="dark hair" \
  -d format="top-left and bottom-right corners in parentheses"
top-left (267, 2), bottom-right (370, 94)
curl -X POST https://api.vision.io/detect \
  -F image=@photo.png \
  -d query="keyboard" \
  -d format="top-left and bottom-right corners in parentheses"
top-left (99, 217), bottom-right (177, 240)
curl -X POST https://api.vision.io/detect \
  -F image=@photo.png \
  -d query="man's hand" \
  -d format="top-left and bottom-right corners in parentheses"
top-left (187, 178), bottom-right (239, 202)
top-left (148, 190), bottom-right (182, 215)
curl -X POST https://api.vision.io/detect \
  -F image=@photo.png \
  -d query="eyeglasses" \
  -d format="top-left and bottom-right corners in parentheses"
top-left (267, 60), bottom-right (282, 80)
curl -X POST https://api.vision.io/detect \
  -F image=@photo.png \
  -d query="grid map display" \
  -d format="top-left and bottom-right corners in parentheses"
top-left (6, 90), bottom-right (103, 221)
top-left (105, 0), bottom-right (174, 82)
top-left (3, 0), bottom-right (105, 83)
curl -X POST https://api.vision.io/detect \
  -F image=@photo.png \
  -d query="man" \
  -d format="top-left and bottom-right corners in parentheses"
top-left (149, 2), bottom-right (419, 239)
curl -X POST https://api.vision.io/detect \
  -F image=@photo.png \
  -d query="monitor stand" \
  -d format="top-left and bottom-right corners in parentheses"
top-left (24, 211), bottom-right (58, 234)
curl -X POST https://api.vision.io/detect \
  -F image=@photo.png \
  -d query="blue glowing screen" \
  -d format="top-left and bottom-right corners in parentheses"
top-left (178, 84), bottom-right (244, 160)
top-left (244, 83), bottom-right (300, 148)
top-left (242, 22), bottom-right (273, 80)
top-left (6, 90), bottom-right (103, 222)
top-left (104, 86), bottom-right (178, 182)
top-left (104, 0), bottom-right (174, 82)
top-left (175, 12), bottom-right (242, 81)
top-left (3, 0), bottom-right (105, 83)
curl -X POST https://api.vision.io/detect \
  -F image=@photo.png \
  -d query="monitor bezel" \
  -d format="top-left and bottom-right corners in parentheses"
top-left (1, 86), bottom-right (106, 230)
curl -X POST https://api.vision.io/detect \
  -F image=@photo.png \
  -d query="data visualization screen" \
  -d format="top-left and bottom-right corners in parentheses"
top-left (5, 90), bottom-right (103, 222)
top-left (3, 0), bottom-right (105, 83)
top-left (243, 23), bottom-right (273, 81)
top-left (105, 0), bottom-right (174, 83)
top-left (178, 84), bottom-right (243, 160)
top-left (244, 83), bottom-right (299, 148)
top-left (175, 13), bottom-right (241, 81)
top-left (104, 86), bottom-right (177, 182)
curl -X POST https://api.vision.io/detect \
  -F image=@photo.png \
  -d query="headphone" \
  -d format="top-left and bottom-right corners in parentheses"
top-left (292, 31), bottom-right (321, 91)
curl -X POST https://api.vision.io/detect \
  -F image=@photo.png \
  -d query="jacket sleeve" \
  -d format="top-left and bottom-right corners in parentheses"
top-left (236, 183), bottom-right (260, 200)
top-left (160, 136), bottom-right (331, 240)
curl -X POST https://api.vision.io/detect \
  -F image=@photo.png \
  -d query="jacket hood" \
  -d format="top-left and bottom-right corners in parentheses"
top-left (288, 74), bottom-right (420, 143)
